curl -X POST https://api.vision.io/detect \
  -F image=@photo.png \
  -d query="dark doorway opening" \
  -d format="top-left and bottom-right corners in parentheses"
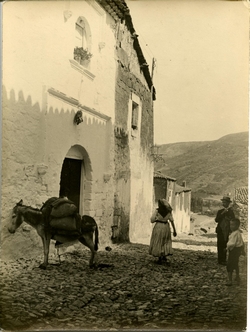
top-left (59, 158), bottom-right (82, 211)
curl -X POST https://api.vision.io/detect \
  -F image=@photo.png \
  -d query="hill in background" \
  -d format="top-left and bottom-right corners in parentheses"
top-left (155, 132), bottom-right (248, 198)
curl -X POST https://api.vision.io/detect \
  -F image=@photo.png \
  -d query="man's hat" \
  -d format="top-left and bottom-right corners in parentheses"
top-left (221, 196), bottom-right (232, 203)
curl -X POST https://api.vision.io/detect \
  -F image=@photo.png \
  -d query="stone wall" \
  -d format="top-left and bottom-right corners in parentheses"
top-left (232, 202), bottom-right (248, 231)
top-left (233, 187), bottom-right (248, 231)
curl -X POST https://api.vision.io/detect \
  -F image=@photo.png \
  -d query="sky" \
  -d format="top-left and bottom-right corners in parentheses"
top-left (126, 0), bottom-right (249, 144)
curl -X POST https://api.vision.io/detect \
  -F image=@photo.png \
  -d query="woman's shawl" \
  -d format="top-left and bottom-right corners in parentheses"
top-left (158, 199), bottom-right (173, 218)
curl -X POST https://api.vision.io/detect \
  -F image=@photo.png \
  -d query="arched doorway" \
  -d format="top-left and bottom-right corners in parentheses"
top-left (59, 145), bottom-right (92, 214)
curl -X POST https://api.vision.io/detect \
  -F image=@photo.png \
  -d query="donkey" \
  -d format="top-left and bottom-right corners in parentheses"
top-left (8, 199), bottom-right (99, 269)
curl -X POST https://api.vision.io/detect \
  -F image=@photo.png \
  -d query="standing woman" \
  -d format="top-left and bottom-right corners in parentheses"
top-left (149, 199), bottom-right (177, 264)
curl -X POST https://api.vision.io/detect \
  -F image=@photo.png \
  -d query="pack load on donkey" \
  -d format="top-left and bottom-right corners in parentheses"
top-left (41, 197), bottom-right (99, 247)
top-left (41, 197), bottom-right (82, 235)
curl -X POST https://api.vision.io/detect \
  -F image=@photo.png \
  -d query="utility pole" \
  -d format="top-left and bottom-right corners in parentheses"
top-left (151, 57), bottom-right (156, 100)
top-left (151, 57), bottom-right (156, 81)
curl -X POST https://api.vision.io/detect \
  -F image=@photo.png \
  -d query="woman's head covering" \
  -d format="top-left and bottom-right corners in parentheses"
top-left (158, 199), bottom-right (172, 217)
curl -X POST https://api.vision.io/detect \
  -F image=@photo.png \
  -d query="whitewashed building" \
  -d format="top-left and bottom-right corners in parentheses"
top-left (174, 183), bottom-right (192, 234)
top-left (153, 172), bottom-right (192, 234)
top-left (2, 0), bottom-right (156, 257)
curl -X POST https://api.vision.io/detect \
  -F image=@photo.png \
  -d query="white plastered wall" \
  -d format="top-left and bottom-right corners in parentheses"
top-left (2, 0), bottom-right (117, 257)
top-left (127, 94), bottom-right (154, 244)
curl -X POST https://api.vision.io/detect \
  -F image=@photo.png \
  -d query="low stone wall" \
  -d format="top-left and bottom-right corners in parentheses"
top-left (232, 201), bottom-right (248, 231)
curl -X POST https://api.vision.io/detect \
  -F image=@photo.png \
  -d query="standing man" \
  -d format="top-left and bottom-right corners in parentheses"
top-left (215, 196), bottom-right (235, 265)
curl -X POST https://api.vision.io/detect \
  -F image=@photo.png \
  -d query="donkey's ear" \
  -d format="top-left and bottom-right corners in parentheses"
top-left (17, 199), bottom-right (23, 205)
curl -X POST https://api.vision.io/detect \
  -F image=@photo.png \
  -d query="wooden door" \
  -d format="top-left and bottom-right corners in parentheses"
top-left (59, 158), bottom-right (82, 211)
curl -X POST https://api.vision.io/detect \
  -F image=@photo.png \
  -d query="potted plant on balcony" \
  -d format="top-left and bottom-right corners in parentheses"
top-left (74, 47), bottom-right (93, 66)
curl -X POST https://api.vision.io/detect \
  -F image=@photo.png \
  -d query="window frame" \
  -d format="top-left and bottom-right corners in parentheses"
top-left (75, 22), bottom-right (87, 49)
top-left (74, 17), bottom-right (92, 68)
top-left (128, 93), bottom-right (142, 138)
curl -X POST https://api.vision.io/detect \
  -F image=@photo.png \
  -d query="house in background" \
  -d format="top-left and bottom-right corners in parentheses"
top-left (153, 172), bottom-right (192, 234)
top-left (153, 172), bottom-right (176, 208)
top-left (2, 0), bottom-right (155, 258)
top-left (174, 182), bottom-right (192, 234)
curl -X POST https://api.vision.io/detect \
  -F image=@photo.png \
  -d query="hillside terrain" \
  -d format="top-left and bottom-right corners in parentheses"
top-left (155, 132), bottom-right (248, 197)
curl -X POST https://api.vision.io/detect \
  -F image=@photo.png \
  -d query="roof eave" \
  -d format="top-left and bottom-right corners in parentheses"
top-left (96, 0), bottom-right (156, 100)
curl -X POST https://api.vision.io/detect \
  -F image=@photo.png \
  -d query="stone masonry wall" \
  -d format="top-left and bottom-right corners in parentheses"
top-left (233, 187), bottom-right (248, 231)
top-left (113, 21), bottom-right (154, 243)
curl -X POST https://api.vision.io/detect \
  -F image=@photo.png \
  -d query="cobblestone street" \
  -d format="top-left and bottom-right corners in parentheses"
top-left (0, 241), bottom-right (247, 331)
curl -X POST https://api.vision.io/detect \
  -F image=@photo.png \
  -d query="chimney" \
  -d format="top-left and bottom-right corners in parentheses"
top-left (182, 181), bottom-right (186, 187)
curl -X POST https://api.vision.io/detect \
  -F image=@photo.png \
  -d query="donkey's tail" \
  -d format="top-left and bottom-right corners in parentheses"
top-left (94, 224), bottom-right (99, 251)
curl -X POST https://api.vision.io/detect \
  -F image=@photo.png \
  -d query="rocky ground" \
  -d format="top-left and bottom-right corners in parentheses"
top-left (0, 231), bottom-right (248, 332)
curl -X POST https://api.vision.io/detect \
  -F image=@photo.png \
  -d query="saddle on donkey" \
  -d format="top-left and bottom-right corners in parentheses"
top-left (41, 197), bottom-right (81, 235)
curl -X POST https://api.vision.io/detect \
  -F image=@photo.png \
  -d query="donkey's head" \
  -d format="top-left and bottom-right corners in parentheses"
top-left (8, 200), bottom-right (24, 234)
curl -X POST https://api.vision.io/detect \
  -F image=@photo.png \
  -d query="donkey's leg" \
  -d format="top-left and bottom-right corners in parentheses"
top-left (39, 232), bottom-right (51, 269)
top-left (79, 233), bottom-right (97, 267)
top-left (56, 248), bottom-right (62, 264)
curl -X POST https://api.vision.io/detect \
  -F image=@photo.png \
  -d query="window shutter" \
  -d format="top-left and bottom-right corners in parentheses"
top-left (132, 102), bottom-right (138, 129)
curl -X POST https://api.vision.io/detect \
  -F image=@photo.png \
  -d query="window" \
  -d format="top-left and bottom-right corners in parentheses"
top-left (75, 21), bottom-right (87, 48)
top-left (129, 93), bottom-right (141, 138)
top-left (131, 101), bottom-right (139, 130)
top-left (74, 17), bottom-right (92, 68)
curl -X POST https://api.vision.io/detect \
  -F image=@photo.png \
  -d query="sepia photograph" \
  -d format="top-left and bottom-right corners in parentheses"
top-left (1, 0), bottom-right (249, 331)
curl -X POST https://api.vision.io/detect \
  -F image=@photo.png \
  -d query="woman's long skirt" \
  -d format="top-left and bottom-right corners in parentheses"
top-left (149, 222), bottom-right (173, 257)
